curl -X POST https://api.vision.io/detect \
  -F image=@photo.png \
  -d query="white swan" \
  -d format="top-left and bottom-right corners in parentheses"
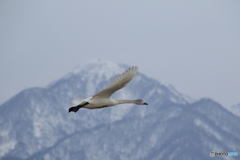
top-left (69, 66), bottom-right (148, 113)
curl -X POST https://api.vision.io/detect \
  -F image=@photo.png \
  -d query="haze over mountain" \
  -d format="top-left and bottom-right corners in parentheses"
top-left (0, 60), bottom-right (239, 160)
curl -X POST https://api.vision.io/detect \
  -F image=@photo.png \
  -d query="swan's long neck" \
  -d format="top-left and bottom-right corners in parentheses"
top-left (114, 100), bottom-right (136, 105)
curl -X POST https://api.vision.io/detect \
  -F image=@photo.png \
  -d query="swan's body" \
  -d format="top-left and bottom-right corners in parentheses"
top-left (69, 66), bottom-right (148, 113)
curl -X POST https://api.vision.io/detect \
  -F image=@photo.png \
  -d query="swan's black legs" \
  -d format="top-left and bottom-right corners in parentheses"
top-left (68, 106), bottom-right (80, 113)
top-left (68, 102), bottom-right (89, 113)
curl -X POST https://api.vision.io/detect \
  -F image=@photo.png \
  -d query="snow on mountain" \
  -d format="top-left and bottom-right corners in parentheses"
top-left (0, 59), bottom-right (239, 160)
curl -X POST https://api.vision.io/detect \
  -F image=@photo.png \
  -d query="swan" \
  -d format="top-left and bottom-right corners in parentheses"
top-left (69, 66), bottom-right (148, 113)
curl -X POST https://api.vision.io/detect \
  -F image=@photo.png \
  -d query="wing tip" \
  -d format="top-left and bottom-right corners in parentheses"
top-left (130, 66), bottom-right (138, 74)
top-left (129, 66), bottom-right (138, 71)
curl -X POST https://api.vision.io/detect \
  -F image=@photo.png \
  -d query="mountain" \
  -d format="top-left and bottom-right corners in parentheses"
top-left (0, 59), bottom-right (239, 160)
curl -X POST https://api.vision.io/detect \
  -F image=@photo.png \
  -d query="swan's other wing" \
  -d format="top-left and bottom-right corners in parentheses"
top-left (71, 97), bottom-right (84, 106)
top-left (92, 66), bottom-right (138, 98)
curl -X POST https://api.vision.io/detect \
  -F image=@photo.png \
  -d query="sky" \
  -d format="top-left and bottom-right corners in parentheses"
top-left (0, 0), bottom-right (240, 107)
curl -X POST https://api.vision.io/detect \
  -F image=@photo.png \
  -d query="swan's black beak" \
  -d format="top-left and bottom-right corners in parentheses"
top-left (143, 102), bottom-right (148, 105)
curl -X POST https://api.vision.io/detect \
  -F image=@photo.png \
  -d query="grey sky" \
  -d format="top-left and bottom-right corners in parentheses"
top-left (1, 0), bottom-right (240, 107)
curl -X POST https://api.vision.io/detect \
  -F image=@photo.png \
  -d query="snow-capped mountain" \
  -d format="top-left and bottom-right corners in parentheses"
top-left (0, 59), bottom-right (239, 160)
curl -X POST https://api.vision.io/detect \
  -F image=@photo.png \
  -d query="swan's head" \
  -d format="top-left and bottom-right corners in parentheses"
top-left (135, 99), bottom-right (148, 105)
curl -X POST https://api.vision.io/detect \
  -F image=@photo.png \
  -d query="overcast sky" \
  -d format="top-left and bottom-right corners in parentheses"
top-left (0, 0), bottom-right (239, 107)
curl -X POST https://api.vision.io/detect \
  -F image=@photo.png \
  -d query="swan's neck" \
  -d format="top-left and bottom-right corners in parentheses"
top-left (114, 100), bottom-right (136, 105)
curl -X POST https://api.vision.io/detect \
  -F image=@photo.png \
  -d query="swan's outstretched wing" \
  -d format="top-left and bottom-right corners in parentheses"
top-left (92, 66), bottom-right (138, 98)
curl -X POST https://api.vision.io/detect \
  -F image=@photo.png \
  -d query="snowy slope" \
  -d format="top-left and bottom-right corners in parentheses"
top-left (0, 59), bottom-right (239, 160)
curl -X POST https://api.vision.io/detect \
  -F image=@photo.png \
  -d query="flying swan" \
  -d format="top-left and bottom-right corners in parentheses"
top-left (69, 66), bottom-right (148, 113)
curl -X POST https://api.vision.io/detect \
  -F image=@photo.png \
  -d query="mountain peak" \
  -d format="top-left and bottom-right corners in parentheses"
top-left (47, 59), bottom-right (129, 89)
top-left (64, 59), bottom-right (130, 81)
top-left (73, 59), bottom-right (126, 73)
